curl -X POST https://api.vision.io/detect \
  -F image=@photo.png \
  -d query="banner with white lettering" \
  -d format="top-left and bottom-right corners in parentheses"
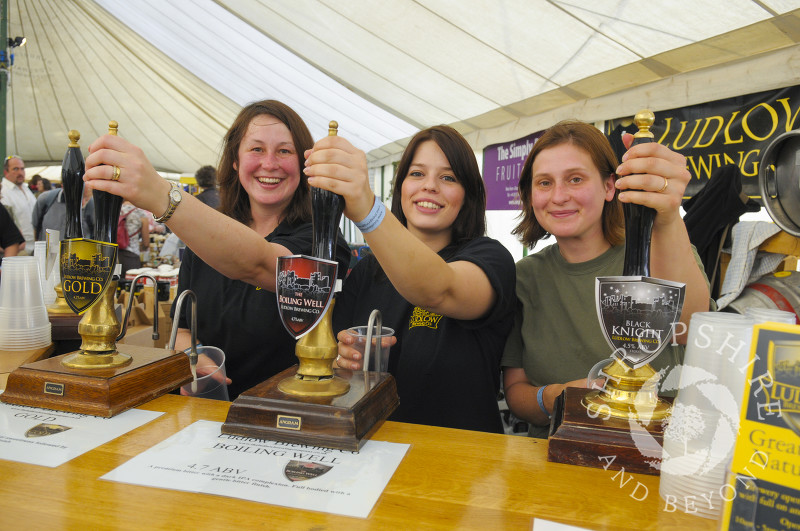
top-left (482, 131), bottom-right (544, 210)
top-left (102, 420), bottom-right (409, 518)
top-left (606, 84), bottom-right (800, 198)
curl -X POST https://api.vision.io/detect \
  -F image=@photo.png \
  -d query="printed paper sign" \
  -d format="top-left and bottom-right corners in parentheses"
top-left (0, 401), bottom-right (163, 467)
top-left (102, 420), bottom-right (409, 518)
top-left (720, 324), bottom-right (800, 529)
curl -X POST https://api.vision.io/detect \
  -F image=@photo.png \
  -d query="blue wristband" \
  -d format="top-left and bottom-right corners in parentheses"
top-left (537, 385), bottom-right (551, 419)
top-left (354, 195), bottom-right (386, 234)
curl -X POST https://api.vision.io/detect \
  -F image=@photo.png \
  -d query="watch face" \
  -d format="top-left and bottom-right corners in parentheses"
top-left (170, 188), bottom-right (182, 202)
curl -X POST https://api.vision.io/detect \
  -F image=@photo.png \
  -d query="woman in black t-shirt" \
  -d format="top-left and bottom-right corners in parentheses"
top-left (84, 100), bottom-right (350, 398)
top-left (306, 126), bottom-right (516, 433)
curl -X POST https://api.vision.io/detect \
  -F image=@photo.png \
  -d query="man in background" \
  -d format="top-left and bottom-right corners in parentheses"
top-left (194, 165), bottom-right (219, 209)
top-left (1, 156), bottom-right (36, 253)
top-left (32, 184), bottom-right (95, 241)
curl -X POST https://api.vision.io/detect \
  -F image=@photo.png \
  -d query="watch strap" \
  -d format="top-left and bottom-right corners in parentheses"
top-left (153, 182), bottom-right (180, 223)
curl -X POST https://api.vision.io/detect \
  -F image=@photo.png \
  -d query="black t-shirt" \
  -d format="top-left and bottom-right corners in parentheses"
top-left (333, 236), bottom-right (516, 433)
top-left (173, 219), bottom-right (351, 399)
top-left (0, 205), bottom-right (24, 249)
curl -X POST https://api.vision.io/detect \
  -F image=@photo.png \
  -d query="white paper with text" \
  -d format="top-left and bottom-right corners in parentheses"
top-left (101, 420), bottom-right (409, 518)
top-left (0, 401), bottom-right (163, 467)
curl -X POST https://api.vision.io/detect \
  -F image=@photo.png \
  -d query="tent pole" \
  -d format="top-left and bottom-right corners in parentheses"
top-left (0, 0), bottom-right (7, 162)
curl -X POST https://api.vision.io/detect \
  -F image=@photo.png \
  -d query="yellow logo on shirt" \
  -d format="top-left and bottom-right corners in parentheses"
top-left (409, 307), bottom-right (443, 330)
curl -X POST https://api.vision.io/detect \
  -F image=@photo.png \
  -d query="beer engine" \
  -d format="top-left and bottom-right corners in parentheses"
top-left (47, 131), bottom-right (86, 341)
top-left (547, 110), bottom-right (686, 475)
top-left (222, 121), bottom-right (399, 451)
top-left (1, 124), bottom-right (192, 417)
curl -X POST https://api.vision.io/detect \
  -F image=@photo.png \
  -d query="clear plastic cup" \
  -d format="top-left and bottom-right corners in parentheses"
top-left (0, 322), bottom-right (51, 337)
top-left (0, 306), bottom-right (50, 329)
top-left (744, 306), bottom-right (796, 325)
top-left (660, 311), bottom-right (751, 519)
top-left (0, 323), bottom-right (52, 350)
top-left (346, 325), bottom-right (395, 372)
top-left (34, 241), bottom-right (57, 306)
top-left (0, 256), bottom-right (45, 309)
top-left (180, 346), bottom-right (228, 401)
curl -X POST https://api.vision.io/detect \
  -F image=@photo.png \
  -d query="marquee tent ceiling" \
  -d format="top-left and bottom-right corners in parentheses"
top-left (6, 0), bottom-right (800, 174)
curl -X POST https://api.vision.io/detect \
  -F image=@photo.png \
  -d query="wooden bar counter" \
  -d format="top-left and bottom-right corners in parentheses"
top-left (0, 393), bottom-right (717, 530)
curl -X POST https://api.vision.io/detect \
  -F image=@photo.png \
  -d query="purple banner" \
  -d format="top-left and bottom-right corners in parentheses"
top-left (482, 130), bottom-right (544, 210)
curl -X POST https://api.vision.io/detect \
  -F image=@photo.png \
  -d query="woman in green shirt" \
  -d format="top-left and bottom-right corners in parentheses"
top-left (501, 120), bottom-right (710, 438)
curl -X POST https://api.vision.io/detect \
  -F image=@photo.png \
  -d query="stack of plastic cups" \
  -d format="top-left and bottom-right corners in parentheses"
top-left (744, 307), bottom-right (796, 326)
top-left (0, 256), bottom-right (52, 351)
top-left (33, 241), bottom-right (57, 305)
top-left (659, 312), bottom-right (754, 520)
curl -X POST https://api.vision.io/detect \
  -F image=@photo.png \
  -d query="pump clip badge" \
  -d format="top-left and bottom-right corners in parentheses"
top-left (60, 239), bottom-right (117, 314)
top-left (276, 255), bottom-right (337, 339)
top-left (596, 276), bottom-right (685, 369)
top-left (767, 340), bottom-right (800, 437)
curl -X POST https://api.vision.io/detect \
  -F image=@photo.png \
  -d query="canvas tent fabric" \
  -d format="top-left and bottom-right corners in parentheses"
top-left (5, 0), bottom-right (800, 174)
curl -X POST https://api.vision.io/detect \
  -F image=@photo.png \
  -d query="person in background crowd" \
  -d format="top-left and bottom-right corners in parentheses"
top-left (83, 100), bottom-right (351, 400)
top-left (28, 174), bottom-right (43, 196)
top-left (32, 185), bottom-right (95, 241)
top-left (117, 200), bottom-right (150, 278)
top-left (194, 165), bottom-right (220, 209)
top-left (0, 187), bottom-right (24, 259)
top-left (306, 125), bottom-right (517, 434)
top-left (1, 156), bottom-right (35, 253)
top-left (501, 120), bottom-right (710, 438)
top-left (39, 178), bottom-right (52, 194)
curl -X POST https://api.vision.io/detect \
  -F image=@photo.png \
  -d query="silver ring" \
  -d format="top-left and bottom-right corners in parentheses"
top-left (657, 177), bottom-right (668, 193)
top-left (111, 165), bottom-right (121, 182)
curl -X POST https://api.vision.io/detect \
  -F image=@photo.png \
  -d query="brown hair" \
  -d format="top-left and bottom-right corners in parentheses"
top-left (513, 120), bottom-right (624, 248)
top-left (218, 100), bottom-right (312, 226)
top-left (391, 125), bottom-right (486, 244)
top-left (194, 165), bottom-right (217, 189)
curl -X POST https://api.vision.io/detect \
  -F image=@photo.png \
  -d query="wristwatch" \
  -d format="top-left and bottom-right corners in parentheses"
top-left (153, 181), bottom-right (182, 223)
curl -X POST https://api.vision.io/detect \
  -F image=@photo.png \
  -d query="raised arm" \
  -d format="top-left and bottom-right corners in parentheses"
top-left (614, 135), bottom-right (710, 342)
top-left (84, 134), bottom-right (288, 290)
top-left (304, 135), bottom-right (495, 320)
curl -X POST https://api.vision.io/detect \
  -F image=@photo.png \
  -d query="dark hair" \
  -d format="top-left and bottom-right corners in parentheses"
top-left (29, 174), bottom-right (43, 186)
top-left (218, 100), bottom-right (312, 226)
top-left (194, 165), bottom-right (216, 189)
top-left (41, 178), bottom-right (52, 191)
top-left (391, 125), bottom-right (486, 244)
top-left (513, 120), bottom-right (624, 248)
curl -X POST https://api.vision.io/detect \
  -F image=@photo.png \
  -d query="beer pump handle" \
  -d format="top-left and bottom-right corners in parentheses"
top-left (310, 121), bottom-right (345, 262)
top-left (92, 121), bottom-right (124, 245)
top-left (621, 110), bottom-right (656, 277)
top-left (61, 130), bottom-right (86, 240)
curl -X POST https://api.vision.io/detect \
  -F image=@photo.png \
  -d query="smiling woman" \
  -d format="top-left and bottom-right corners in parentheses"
top-left (83, 100), bottom-right (351, 400)
top-left (501, 120), bottom-right (711, 438)
top-left (305, 125), bottom-right (516, 433)
top-left (169, 101), bottom-right (352, 399)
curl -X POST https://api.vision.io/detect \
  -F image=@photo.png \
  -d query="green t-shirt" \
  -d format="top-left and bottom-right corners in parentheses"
top-left (501, 244), bottom-right (694, 438)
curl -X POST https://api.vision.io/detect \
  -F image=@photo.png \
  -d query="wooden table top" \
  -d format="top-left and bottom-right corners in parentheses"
top-left (0, 394), bottom-right (718, 530)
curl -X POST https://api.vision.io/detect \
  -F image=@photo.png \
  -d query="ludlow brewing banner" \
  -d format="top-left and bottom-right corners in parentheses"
top-left (606, 84), bottom-right (800, 198)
